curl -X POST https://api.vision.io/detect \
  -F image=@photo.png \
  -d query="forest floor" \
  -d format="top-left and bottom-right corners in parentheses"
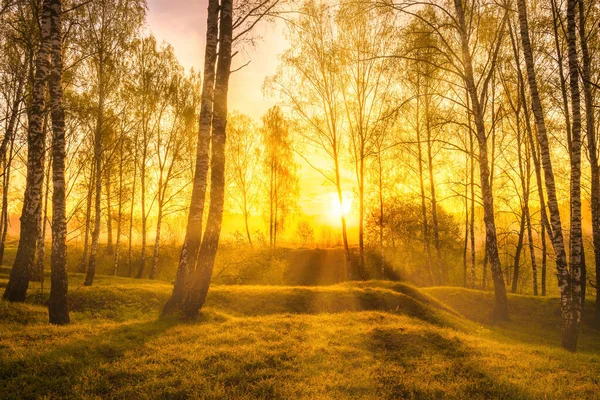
top-left (1, 267), bottom-right (600, 399)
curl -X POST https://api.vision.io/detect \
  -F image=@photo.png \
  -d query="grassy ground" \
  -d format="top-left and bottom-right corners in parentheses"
top-left (1, 269), bottom-right (600, 399)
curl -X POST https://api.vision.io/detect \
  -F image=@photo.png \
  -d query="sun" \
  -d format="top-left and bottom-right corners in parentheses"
top-left (330, 193), bottom-right (353, 218)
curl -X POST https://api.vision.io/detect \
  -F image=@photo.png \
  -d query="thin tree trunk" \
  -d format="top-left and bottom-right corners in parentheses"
top-left (269, 164), bottom-right (274, 249)
top-left (274, 178), bottom-right (279, 249)
top-left (468, 93), bottom-right (476, 289)
top-left (541, 213), bottom-right (547, 296)
top-left (482, 244), bottom-right (489, 290)
top-left (150, 198), bottom-right (163, 280)
top-left (335, 151), bottom-right (352, 279)
top-left (3, 0), bottom-right (51, 302)
top-left (551, 0), bottom-right (573, 150)
top-left (564, 0), bottom-right (584, 351)
top-left (105, 163), bottom-right (113, 254)
top-left (0, 73), bottom-right (24, 166)
top-left (85, 56), bottom-right (105, 287)
top-left (378, 148), bottom-right (385, 274)
top-left (128, 135), bottom-right (138, 277)
top-left (48, 0), bottom-right (69, 324)
top-left (358, 154), bottom-right (365, 279)
top-left (516, 0), bottom-right (574, 348)
top-left (511, 18), bottom-right (551, 296)
top-left (137, 144), bottom-right (147, 279)
top-left (524, 129), bottom-right (539, 296)
top-left (578, 0), bottom-right (599, 318)
top-left (243, 196), bottom-right (253, 248)
top-left (470, 121), bottom-right (476, 288)
top-left (463, 151), bottom-right (469, 288)
top-left (0, 135), bottom-right (15, 265)
top-left (416, 82), bottom-right (435, 284)
top-left (424, 84), bottom-right (443, 284)
top-left (114, 137), bottom-right (124, 276)
top-left (453, 0), bottom-right (508, 319)
top-left (0, 70), bottom-right (22, 265)
top-left (0, 68), bottom-right (24, 249)
top-left (33, 151), bottom-right (51, 283)
top-left (512, 211), bottom-right (526, 293)
top-left (79, 161), bottom-right (94, 272)
top-left (513, 96), bottom-right (528, 295)
top-left (150, 165), bottom-right (165, 280)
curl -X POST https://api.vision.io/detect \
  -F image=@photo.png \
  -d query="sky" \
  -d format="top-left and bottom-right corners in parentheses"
top-left (146, 0), bottom-right (288, 120)
top-left (145, 1), bottom-right (358, 228)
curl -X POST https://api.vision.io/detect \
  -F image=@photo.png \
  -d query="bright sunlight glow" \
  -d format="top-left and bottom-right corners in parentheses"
top-left (330, 193), bottom-right (353, 218)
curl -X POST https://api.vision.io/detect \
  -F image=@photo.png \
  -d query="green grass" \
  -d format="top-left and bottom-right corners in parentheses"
top-left (1, 270), bottom-right (600, 399)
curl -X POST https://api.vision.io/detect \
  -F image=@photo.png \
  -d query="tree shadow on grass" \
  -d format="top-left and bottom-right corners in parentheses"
top-left (367, 327), bottom-right (534, 400)
top-left (205, 286), bottom-right (455, 329)
top-left (0, 318), bottom-right (181, 400)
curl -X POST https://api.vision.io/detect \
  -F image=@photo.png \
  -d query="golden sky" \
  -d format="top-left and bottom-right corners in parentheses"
top-left (146, 0), bottom-right (287, 120)
top-left (146, 1), bottom-right (359, 227)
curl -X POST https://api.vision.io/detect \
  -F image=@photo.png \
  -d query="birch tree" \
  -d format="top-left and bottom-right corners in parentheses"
top-left (3, 0), bottom-right (51, 302)
top-left (48, 0), bottom-right (69, 325)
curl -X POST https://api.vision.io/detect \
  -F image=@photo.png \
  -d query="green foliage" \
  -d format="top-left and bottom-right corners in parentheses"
top-left (366, 197), bottom-right (463, 285)
top-left (296, 220), bottom-right (315, 246)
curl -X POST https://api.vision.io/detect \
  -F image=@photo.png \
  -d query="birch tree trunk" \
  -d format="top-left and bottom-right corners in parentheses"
top-left (105, 164), bottom-right (113, 254)
top-left (578, 0), bottom-right (600, 319)
top-left (150, 201), bottom-right (162, 280)
top-left (425, 91), bottom-right (443, 284)
top-left (551, 0), bottom-right (573, 149)
top-left (182, 0), bottom-right (233, 318)
top-left (48, 0), bottom-right (69, 325)
top-left (510, 19), bottom-right (550, 296)
top-left (564, 0), bottom-right (583, 351)
top-left (113, 138), bottom-right (124, 276)
top-left (137, 141), bottom-right (147, 279)
top-left (128, 135), bottom-right (138, 277)
top-left (150, 169), bottom-right (165, 280)
top-left (78, 162), bottom-right (94, 272)
top-left (33, 152), bottom-right (51, 283)
top-left (84, 59), bottom-right (105, 287)
top-left (512, 209), bottom-right (526, 293)
top-left (163, 0), bottom-right (218, 314)
top-left (3, 0), bottom-right (51, 302)
top-left (516, 0), bottom-right (575, 348)
top-left (463, 150), bottom-right (469, 288)
top-left (377, 148), bottom-right (385, 274)
top-left (416, 81), bottom-right (435, 284)
top-left (0, 136), bottom-right (14, 266)
top-left (468, 95), bottom-right (476, 289)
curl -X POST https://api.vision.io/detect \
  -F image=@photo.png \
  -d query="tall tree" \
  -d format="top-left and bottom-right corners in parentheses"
top-left (338, 0), bottom-right (395, 277)
top-left (578, 0), bottom-right (600, 320)
top-left (3, 0), bottom-right (51, 302)
top-left (268, 1), bottom-right (353, 277)
top-left (451, 0), bottom-right (509, 318)
top-left (226, 112), bottom-right (261, 248)
top-left (83, 0), bottom-right (145, 286)
top-left (182, 0), bottom-right (234, 318)
top-left (564, 0), bottom-right (584, 351)
top-left (163, 0), bottom-right (218, 314)
top-left (516, 0), bottom-right (580, 350)
top-left (48, 0), bottom-right (69, 325)
top-left (261, 106), bottom-right (298, 250)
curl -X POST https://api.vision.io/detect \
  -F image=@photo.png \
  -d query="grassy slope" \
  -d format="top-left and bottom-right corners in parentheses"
top-left (1, 271), bottom-right (600, 399)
